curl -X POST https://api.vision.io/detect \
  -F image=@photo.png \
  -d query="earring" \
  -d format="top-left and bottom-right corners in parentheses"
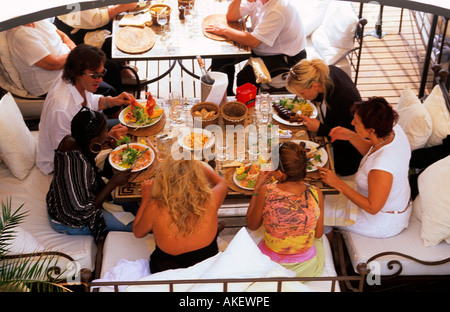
top-left (90, 142), bottom-right (103, 153)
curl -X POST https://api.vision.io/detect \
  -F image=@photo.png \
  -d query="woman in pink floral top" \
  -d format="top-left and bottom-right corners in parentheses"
top-left (247, 142), bottom-right (325, 277)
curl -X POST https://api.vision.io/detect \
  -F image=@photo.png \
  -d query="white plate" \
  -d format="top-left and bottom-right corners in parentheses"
top-left (291, 140), bottom-right (328, 172)
top-left (233, 171), bottom-right (255, 191)
top-left (119, 103), bottom-right (163, 128)
top-left (272, 101), bottom-right (318, 126)
top-left (178, 129), bottom-right (215, 151)
top-left (109, 143), bottom-right (154, 172)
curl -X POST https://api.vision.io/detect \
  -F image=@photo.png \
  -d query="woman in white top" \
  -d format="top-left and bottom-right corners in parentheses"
top-left (319, 97), bottom-right (412, 238)
top-left (37, 44), bottom-right (131, 175)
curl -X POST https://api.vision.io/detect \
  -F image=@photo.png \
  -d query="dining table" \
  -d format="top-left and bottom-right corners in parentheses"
top-left (109, 94), bottom-right (338, 201)
top-left (110, 0), bottom-right (251, 82)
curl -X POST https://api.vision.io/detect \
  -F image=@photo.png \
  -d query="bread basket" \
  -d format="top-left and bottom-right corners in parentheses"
top-left (190, 102), bottom-right (220, 128)
top-left (221, 101), bottom-right (248, 126)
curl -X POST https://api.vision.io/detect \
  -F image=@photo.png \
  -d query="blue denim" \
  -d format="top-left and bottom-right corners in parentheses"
top-left (48, 201), bottom-right (139, 236)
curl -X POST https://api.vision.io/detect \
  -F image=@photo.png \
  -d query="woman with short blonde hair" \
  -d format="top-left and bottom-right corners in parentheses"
top-left (286, 58), bottom-right (363, 176)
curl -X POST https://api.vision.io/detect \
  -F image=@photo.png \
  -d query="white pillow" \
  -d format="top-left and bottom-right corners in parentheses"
top-left (311, 1), bottom-right (358, 64)
top-left (294, 0), bottom-right (330, 37)
top-left (423, 85), bottom-right (450, 147)
top-left (7, 226), bottom-right (43, 255)
top-left (395, 85), bottom-right (433, 150)
top-left (0, 93), bottom-right (36, 179)
top-left (413, 155), bottom-right (450, 247)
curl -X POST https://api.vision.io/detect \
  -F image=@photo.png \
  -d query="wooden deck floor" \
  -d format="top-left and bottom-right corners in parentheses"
top-left (129, 3), bottom-right (435, 106)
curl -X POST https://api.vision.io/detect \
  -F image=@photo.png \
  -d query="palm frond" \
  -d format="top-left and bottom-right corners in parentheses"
top-left (0, 197), bottom-right (71, 292)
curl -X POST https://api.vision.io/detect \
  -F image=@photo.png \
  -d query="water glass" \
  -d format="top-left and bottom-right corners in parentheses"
top-left (156, 135), bottom-right (173, 162)
top-left (259, 92), bottom-right (270, 114)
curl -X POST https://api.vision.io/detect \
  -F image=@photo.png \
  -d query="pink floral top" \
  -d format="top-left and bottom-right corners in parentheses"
top-left (259, 183), bottom-right (320, 263)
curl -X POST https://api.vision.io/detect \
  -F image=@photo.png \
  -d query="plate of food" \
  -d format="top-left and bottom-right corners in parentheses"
top-left (292, 140), bottom-right (328, 172)
top-left (119, 93), bottom-right (164, 128)
top-left (233, 161), bottom-right (275, 190)
top-left (178, 129), bottom-right (215, 151)
top-left (272, 97), bottom-right (317, 126)
top-left (109, 142), bottom-right (155, 172)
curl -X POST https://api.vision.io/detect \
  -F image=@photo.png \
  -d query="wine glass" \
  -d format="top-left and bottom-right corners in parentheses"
top-left (157, 11), bottom-right (169, 41)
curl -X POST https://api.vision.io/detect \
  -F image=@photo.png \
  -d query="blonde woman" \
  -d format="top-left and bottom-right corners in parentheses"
top-left (286, 59), bottom-right (362, 176)
top-left (133, 157), bottom-right (227, 273)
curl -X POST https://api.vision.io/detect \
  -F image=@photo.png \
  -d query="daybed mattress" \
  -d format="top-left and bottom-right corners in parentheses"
top-left (0, 138), bottom-right (96, 272)
top-left (342, 215), bottom-right (450, 276)
top-left (97, 228), bottom-right (339, 292)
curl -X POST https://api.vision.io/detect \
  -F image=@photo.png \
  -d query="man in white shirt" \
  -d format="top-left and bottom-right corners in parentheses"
top-left (205, 0), bottom-right (307, 95)
top-left (37, 44), bottom-right (131, 175)
top-left (6, 20), bottom-right (76, 96)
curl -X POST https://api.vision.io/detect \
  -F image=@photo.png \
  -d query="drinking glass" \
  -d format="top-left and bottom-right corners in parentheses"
top-left (156, 135), bottom-right (173, 162)
top-left (215, 135), bottom-right (228, 161)
top-left (169, 92), bottom-right (184, 125)
top-left (259, 92), bottom-right (270, 114)
top-left (157, 11), bottom-right (169, 41)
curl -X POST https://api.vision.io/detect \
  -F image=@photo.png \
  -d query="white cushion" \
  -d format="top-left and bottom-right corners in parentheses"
top-left (395, 85), bottom-right (433, 150)
top-left (342, 215), bottom-right (450, 276)
top-left (0, 93), bottom-right (36, 180)
top-left (0, 162), bottom-right (97, 272)
top-left (294, 0), bottom-right (330, 37)
top-left (423, 85), bottom-right (450, 147)
top-left (413, 156), bottom-right (450, 247)
top-left (0, 31), bottom-right (28, 97)
top-left (7, 226), bottom-right (43, 255)
top-left (311, 1), bottom-right (358, 64)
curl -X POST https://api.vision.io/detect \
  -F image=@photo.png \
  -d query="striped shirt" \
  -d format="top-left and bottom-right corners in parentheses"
top-left (46, 149), bottom-right (106, 241)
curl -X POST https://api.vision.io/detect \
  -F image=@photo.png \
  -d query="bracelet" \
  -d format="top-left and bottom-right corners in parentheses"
top-left (103, 96), bottom-right (110, 109)
top-left (252, 193), bottom-right (258, 197)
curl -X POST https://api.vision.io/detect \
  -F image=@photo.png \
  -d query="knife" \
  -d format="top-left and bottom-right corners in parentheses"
top-left (130, 148), bottom-right (149, 170)
top-left (307, 141), bottom-right (331, 156)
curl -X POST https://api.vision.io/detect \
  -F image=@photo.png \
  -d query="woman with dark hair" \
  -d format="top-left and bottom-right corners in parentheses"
top-left (46, 107), bottom-right (133, 242)
top-left (246, 142), bottom-right (325, 277)
top-left (319, 97), bottom-right (412, 238)
top-left (37, 44), bottom-right (132, 175)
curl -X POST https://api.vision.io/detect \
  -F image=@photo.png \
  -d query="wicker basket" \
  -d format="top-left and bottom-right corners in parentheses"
top-left (221, 101), bottom-right (248, 126)
top-left (149, 4), bottom-right (172, 25)
top-left (190, 102), bottom-right (220, 128)
top-left (178, 0), bottom-right (195, 7)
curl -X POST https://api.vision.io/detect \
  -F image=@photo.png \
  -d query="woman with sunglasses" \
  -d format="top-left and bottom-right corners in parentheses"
top-left (37, 44), bottom-right (132, 175)
top-left (246, 142), bottom-right (325, 277)
top-left (318, 97), bottom-right (412, 238)
top-left (46, 107), bottom-right (133, 242)
top-left (286, 58), bottom-right (362, 177)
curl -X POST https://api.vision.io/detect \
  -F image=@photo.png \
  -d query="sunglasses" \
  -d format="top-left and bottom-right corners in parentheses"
top-left (83, 68), bottom-right (107, 80)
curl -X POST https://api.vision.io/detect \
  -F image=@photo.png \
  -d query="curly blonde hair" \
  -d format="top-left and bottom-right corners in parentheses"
top-left (286, 58), bottom-right (334, 101)
top-left (152, 157), bottom-right (213, 237)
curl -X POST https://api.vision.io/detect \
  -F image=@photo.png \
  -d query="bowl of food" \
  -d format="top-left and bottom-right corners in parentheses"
top-left (221, 101), bottom-right (248, 126)
top-left (109, 143), bottom-right (155, 172)
top-left (149, 4), bottom-right (172, 26)
top-left (190, 102), bottom-right (219, 128)
top-left (178, 129), bottom-right (215, 151)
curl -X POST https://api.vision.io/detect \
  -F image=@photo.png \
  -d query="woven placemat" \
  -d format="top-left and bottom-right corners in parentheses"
top-left (202, 14), bottom-right (243, 41)
top-left (127, 112), bottom-right (166, 137)
top-left (115, 26), bottom-right (155, 54)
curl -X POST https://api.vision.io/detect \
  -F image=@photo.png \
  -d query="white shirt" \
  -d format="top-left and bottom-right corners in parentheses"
top-left (6, 20), bottom-right (71, 96)
top-left (240, 0), bottom-right (306, 56)
top-left (36, 77), bottom-right (102, 175)
top-left (58, 8), bottom-right (111, 30)
top-left (342, 125), bottom-right (412, 238)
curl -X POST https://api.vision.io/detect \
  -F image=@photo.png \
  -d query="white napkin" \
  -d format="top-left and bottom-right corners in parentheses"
top-left (102, 202), bottom-right (135, 225)
top-left (118, 12), bottom-right (152, 27)
top-left (203, 72), bottom-right (228, 105)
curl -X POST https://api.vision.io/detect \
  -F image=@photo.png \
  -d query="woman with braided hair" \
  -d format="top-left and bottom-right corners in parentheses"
top-left (246, 141), bottom-right (325, 277)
